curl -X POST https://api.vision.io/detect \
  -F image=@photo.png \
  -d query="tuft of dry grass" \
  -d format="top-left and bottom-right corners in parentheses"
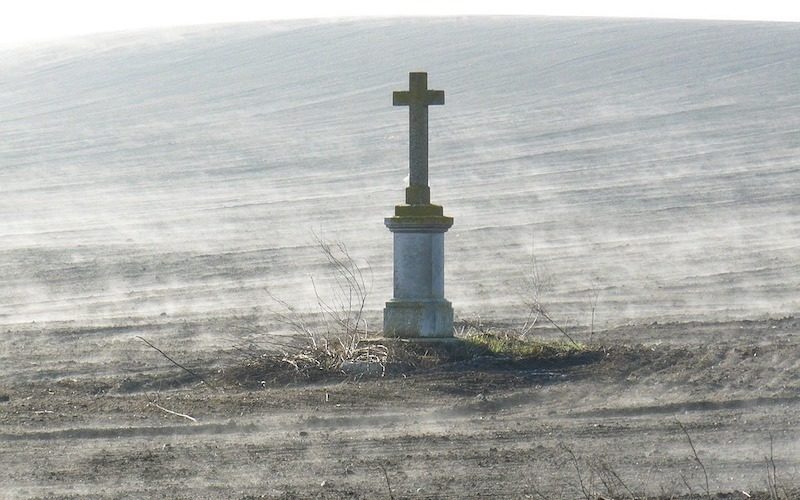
top-left (222, 332), bottom-right (389, 386)
top-left (279, 334), bottom-right (388, 377)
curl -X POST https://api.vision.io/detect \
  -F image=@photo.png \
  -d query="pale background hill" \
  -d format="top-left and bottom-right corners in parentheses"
top-left (2, 17), bottom-right (798, 326)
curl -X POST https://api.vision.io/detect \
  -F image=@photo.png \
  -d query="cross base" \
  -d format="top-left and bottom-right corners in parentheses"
top-left (383, 299), bottom-right (454, 338)
top-left (393, 203), bottom-right (444, 217)
top-left (383, 218), bottom-right (454, 339)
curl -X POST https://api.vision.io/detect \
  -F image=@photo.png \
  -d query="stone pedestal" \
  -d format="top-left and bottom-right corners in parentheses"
top-left (383, 205), bottom-right (453, 338)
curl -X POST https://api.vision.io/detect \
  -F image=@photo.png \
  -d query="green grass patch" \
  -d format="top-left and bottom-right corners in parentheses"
top-left (464, 332), bottom-right (587, 359)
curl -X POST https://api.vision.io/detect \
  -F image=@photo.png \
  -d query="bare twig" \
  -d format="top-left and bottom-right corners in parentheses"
top-left (529, 488), bottom-right (549, 500)
top-left (227, 326), bottom-right (301, 352)
top-left (765, 432), bottom-right (779, 500)
top-left (137, 336), bottom-right (215, 389)
top-left (561, 444), bottom-right (591, 500)
top-left (262, 234), bottom-right (380, 378)
top-left (519, 232), bottom-right (548, 335)
top-left (148, 401), bottom-right (197, 423)
top-left (378, 463), bottom-right (395, 500)
top-left (594, 465), bottom-right (614, 498)
top-left (604, 462), bottom-right (636, 499)
top-left (590, 459), bottom-right (636, 499)
top-left (539, 309), bottom-right (580, 346)
top-left (265, 289), bottom-right (316, 339)
top-left (681, 473), bottom-right (695, 496)
top-left (311, 233), bottom-right (372, 339)
top-left (518, 232), bottom-right (581, 346)
top-left (589, 282), bottom-right (600, 343)
top-left (676, 418), bottom-right (711, 499)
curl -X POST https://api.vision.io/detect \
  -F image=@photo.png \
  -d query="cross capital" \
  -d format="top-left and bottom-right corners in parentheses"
top-left (393, 72), bottom-right (445, 108)
top-left (393, 72), bottom-right (445, 205)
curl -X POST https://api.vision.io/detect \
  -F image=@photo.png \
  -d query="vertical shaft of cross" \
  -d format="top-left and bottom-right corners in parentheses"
top-left (409, 79), bottom-right (429, 190)
top-left (393, 72), bottom-right (445, 205)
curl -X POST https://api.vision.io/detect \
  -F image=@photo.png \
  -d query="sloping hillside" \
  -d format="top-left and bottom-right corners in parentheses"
top-left (1, 17), bottom-right (798, 326)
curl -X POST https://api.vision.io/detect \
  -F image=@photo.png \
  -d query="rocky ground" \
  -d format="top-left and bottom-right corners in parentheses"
top-left (1, 316), bottom-right (799, 499)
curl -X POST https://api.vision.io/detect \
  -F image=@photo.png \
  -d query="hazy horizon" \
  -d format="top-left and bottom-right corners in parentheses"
top-left (3, 1), bottom-right (799, 47)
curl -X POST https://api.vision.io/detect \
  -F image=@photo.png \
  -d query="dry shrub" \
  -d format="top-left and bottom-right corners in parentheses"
top-left (227, 235), bottom-right (387, 385)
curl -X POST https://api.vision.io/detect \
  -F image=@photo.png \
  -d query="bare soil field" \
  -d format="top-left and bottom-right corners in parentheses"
top-left (2, 316), bottom-right (799, 499)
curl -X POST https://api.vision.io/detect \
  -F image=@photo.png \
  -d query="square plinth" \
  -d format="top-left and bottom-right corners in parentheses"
top-left (383, 299), bottom-right (453, 338)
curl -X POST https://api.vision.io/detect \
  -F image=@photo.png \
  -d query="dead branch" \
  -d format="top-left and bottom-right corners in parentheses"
top-left (602, 461), bottom-right (636, 499)
top-left (589, 282), bottom-right (600, 342)
top-left (765, 432), bottom-right (779, 500)
top-left (561, 444), bottom-right (592, 500)
top-left (676, 418), bottom-right (711, 499)
top-left (148, 401), bottom-right (197, 423)
top-left (378, 463), bottom-right (395, 500)
top-left (539, 308), bottom-right (580, 346)
top-left (137, 336), bottom-right (215, 390)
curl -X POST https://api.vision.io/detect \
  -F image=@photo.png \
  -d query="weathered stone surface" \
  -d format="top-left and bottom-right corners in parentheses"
top-left (384, 72), bottom-right (454, 339)
top-left (392, 203), bottom-right (444, 217)
top-left (390, 230), bottom-right (446, 299)
top-left (392, 72), bottom-right (444, 206)
top-left (383, 298), bottom-right (454, 338)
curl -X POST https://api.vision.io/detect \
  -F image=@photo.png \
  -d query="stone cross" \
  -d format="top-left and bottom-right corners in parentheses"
top-left (393, 72), bottom-right (445, 206)
top-left (384, 72), bottom-right (454, 339)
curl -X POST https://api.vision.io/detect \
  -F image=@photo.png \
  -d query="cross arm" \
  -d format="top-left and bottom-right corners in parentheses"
top-left (393, 91), bottom-right (410, 106)
top-left (426, 90), bottom-right (445, 105)
top-left (393, 90), bottom-right (445, 106)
